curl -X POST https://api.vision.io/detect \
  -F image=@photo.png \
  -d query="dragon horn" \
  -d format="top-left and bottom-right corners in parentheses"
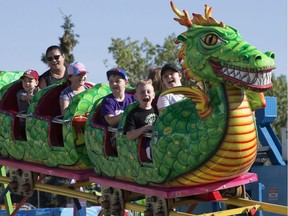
top-left (170, 1), bottom-right (193, 27)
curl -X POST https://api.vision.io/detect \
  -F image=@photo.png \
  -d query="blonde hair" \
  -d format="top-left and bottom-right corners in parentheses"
top-left (136, 79), bottom-right (153, 90)
top-left (147, 67), bottom-right (165, 92)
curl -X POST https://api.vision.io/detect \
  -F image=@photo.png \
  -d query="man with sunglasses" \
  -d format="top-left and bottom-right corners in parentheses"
top-left (39, 45), bottom-right (68, 89)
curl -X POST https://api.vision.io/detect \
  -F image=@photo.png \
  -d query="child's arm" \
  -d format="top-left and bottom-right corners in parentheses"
top-left (60, 99), bottom-right (70, 115)
top-left (20, 94), bottom-right (33, 102)
top-left (126, 125), bottom-right (153, 141)
top-left (157, 95), bottom-right (169, 113)
top-left (104, 114), bottom-right (123, 127)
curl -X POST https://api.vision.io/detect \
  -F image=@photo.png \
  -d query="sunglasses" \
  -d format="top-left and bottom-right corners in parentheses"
top-left (47, 55), bottom-right (61, 61)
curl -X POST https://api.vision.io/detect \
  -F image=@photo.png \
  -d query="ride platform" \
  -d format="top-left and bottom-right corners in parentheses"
top-left (0, 157), bottom-right (287, 216)
top-left (90, 172), bottom-right (258, 198)
top-left (0, 157), bottom-right (94, 180)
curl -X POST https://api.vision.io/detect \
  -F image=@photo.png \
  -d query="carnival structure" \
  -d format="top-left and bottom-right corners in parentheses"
top-left (0, 2), bottom-right (287, 215)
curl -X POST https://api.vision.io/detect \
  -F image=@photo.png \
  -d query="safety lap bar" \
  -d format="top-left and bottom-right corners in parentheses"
top-left (143, 131), bottom-right (152, 138)
top-left (107, 127), bottom-right (153, 138)
top-left (16, 111), bottom-right (32, 119)
top-left (52, 115), bottom-right (71, 124)
top-left (108, 127), bottom-right (118, 133)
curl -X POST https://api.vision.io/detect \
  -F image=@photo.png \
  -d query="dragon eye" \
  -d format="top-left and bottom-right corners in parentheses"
top-left (202, 34), bottom-right (221, 46)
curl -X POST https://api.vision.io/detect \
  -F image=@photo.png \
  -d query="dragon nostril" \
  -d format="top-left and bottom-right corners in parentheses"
top-left (241, 55), bottom-right (249, 62)
top-left (265, 51), bottom-right (275, 59)
top-left (255, 55), bottom-right (262, 61)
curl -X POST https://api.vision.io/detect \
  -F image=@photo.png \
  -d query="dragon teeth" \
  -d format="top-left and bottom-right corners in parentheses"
top-left (228, 68), bottom-right (234, 75)
top-left (220, 66), bottom-right (272, 86)
top-left (235, 70), bottom-right (241, 79)
top-left (249, 73), bottom-right (257, 83)
top-left (241, 71), bottom-right (249, 82)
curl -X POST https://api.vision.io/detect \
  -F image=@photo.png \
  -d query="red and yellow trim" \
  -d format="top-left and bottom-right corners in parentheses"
top-left (166, 86), bottom-right (257, 187)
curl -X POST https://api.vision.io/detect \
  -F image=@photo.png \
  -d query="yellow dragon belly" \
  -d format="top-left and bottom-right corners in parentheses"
top-left (168, 86), bottom-right (257, 186)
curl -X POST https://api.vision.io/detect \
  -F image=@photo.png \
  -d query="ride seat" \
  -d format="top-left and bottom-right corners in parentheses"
top-left (91, 106), bottom-right (118, 157)
top-left (114, 93), bottom-right (158, 163)
top-left (137, 95), bottom-right (159, 163)
top-left (34, 83), bottom-right (67, 147)
top-left (0, 81), bottom-right (27, 140)
top-left (137, 133), bottom-right (152, 163)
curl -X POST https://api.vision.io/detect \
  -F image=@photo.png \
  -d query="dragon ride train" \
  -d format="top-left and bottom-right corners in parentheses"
top-left (0, 2), bottom-right (276, 190)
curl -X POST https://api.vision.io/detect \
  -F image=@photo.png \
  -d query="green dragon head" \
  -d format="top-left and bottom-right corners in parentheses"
top-left (171, 1), bottom-right (275, 92)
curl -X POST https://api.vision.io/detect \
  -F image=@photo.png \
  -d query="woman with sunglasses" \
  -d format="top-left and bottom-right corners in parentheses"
top-left (38, 45), bottom-right (68, 89)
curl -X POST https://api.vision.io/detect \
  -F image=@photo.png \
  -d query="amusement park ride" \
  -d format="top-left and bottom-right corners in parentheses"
top-left (0, 2), bottom-right (287, 216)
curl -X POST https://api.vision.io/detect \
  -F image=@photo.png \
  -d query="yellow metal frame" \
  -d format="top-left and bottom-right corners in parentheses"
top-left (0, 166), bottom-right (13, 214)
top-left (221, 197), bottom-right (288, 215)
top-left (0, 174), bottom-right (287, 216)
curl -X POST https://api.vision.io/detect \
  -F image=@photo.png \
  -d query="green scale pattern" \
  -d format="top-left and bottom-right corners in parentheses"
top-left (0, 71), bottom-right (23, 89)
top-left (0, 72), bottom-right (24, 157)
top-left (0, 79), bottom-right (111, 169)
top-left (85, 84), bottom-right (227, 185)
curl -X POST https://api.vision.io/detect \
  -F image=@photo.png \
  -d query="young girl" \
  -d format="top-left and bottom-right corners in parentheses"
top-left (59, 62), bottom-right (90, 114)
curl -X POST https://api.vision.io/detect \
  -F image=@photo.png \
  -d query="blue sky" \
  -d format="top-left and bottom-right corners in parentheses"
top-left (0, 0), bottom-right (287, 84)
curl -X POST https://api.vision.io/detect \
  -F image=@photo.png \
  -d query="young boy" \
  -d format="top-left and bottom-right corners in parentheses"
top-left (157, 64), bottom-right (185, 113)
top-left (17, 69), bottom-right (41, 113)
top-left (123, 79), bottom-right (158, 160)
top-left (59, 62), bottom-right (90, 114)
top-left (101, 68), bottom-right (136, 127)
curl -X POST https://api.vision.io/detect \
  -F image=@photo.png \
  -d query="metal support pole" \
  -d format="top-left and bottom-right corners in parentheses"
top-left (73, 198), bottom-right (86, 216)
top-left (257, 183), bottom-right (264, 216)
top-left (0, 166), bottom-right (13, 215)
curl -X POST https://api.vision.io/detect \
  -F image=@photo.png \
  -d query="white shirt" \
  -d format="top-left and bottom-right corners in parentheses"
top-left (157, 93), bottom-right (186, 110)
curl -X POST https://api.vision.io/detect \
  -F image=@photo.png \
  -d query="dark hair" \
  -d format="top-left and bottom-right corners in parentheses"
top-left (45, 45), bottom-right (64, 57)
top-left (161, 64), bottom-right (181, 77)
top-left (147, 66), bottom-right (165, 91)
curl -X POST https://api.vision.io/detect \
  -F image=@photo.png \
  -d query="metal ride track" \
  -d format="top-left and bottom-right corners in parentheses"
top-left (0, 158), bottom-right (287, 216)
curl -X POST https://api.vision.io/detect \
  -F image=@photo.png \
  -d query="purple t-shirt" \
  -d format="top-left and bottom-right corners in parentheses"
top-left (100, 93), bottom-right (136, 126)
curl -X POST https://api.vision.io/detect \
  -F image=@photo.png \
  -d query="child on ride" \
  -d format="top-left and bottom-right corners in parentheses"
top-left (157, 64), bottom-right (186, 113)
top-left (147, 66), bottom-right (165, 92)
top-left (59, 62), bottom-right (91, 115)
top-left (17, 69), bottom-right (41, 113)
top-left (100, 68), bottom-right (136, 127)
top-left (123, 79), bottom-right (158, 160)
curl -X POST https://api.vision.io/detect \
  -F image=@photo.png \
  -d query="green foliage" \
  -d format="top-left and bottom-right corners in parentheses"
top-left (41, 14), bottom-right (79, 65)
top-left (154, 34), bottom-right (180, 66)
top-left (59, 14), bottom-right (79, 65)
top-left (105, 34), bottom-right (181, 86)
top-left (265, 74), bottom-right (287, 140)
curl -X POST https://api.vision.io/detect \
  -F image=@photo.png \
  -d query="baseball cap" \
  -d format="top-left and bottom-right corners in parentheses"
top-left (20, 69), bottom-right (39, 81)
top-left (68, 62), bottom-right (88, 76)
top-left (161, 64), bottom-right (181, 77)
top-left (106, 68), bottom-right (128, 80)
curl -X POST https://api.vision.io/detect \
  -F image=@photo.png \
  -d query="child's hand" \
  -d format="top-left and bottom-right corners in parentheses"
top-left (21, 94), bottom-right (33, 102)
top-left (143, 125), bottom-right (153, 132)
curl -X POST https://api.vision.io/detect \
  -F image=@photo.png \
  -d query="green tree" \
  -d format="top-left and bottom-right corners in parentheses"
top-left (105, 34), bottom-right (181, 86)
top-left (265, 74), bottom-right (287, 140)
top-left (41, 14), bottom-right (79, 65)
top-left (154, 34), bottom-right (180, 66)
